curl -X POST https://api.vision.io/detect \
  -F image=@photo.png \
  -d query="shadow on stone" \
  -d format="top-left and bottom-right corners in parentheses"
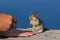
top-left (0, 29), bottom-right (33, 39)
top-left (43, 28), bottom-right (49, 32)
top-left (0, 36), bottom-right (8, 39)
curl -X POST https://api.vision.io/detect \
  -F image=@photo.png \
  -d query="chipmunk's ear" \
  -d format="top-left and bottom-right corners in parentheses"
top-left (29, 12), bottom-right (39, 20)
top-left (34, 13), bottom-right (38, 17)
top-left (31, 12), bottom-right (38, 17)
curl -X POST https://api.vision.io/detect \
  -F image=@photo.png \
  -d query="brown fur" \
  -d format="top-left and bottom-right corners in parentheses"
top-left (29, 13), bottom-right (41, 26)
top-left (29, 13), bottom-right (44, 34)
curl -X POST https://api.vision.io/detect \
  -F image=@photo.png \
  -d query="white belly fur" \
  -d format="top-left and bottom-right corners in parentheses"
top-left (32, 23), bottom-right (44, 34)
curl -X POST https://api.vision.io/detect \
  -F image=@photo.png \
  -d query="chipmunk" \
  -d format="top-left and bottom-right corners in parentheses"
top-left (29, 13), bottom-right (45, 34)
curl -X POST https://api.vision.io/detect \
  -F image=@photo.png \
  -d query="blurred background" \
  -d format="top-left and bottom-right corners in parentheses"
top-left (0, 0), bottom-right (60, 30)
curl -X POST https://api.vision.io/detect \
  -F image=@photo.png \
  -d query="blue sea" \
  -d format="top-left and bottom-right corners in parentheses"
top-left (0, 0), bottom-right (60, 30)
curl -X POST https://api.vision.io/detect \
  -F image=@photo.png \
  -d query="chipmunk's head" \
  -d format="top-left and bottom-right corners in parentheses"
top-left (29, 13), bottom-right (38, 20)
top-left (29, 12), bottom-right (41, 26)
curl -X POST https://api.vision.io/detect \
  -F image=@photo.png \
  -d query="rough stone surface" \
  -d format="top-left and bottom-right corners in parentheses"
top-left (0, 28), bottom-right (60, 40)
